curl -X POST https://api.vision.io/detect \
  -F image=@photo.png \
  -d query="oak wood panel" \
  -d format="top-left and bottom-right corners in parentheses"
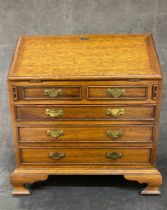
top-left (150, 76), bottom-right (163, 165)
top-left (87, 86), bottom-right (147, 100)
top-left (8, 34), bottom-right (162, 80)
top-left (21, 147), bottom-right (151, 164)
top-left (15, 105), bottom-right (155, 121)
top-left (19, 86), bottom-right (82, 100)
top-left (8, 82), bottom-right (20, 166)
top-left (18, 125), bottom-right (153, 143)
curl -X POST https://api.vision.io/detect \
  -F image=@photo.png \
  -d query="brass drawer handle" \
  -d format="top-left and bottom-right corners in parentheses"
top-left (106, 130), bottom-right (123, 139)
top-left (106, 108), bottom-right (124, 117)
top-left (45, 108), bottom-right (63, 118)
top-left (47, 129), bottom-right (64, 139)
top-left (106, 88), bottom-right (125, 98)
top-left (44, 88), bottom-right (63, 98)
top-left (48, 152), bottom-right (65, 160)
top-left (106, 152), bottom-right (123, 160)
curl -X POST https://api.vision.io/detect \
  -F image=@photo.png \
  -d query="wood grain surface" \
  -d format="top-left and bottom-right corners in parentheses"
top-left (18, 124), bottom-right (153, 143)
top-left (20, 147), bottom-right (151, 164)
top-left (15, 105), bottom-right (155, 121)
top-left (8, 34), bottom-right (162, 80)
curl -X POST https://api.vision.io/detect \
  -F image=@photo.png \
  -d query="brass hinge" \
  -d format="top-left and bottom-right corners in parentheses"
top-left (152, 84), bottom-right (158, 100)
top-left (80, 36), bottom-right (89, 40)
top-left (12, 86), bottom-right (18, 100)
top-left (30, 79), bottom-right (42, 83)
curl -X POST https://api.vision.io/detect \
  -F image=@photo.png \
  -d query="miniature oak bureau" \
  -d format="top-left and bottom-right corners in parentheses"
top-left (8, 34), bottom-right (163, 195)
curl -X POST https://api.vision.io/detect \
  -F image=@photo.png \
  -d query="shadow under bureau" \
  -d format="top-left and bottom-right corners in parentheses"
top-left (8, 34), bottom-right (163, 195)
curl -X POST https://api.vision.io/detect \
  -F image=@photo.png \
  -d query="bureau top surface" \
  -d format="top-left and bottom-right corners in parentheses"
top-left (8, 34), bottom-right (162, 80)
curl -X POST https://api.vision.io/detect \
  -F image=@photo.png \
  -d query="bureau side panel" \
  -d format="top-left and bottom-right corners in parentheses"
top-left (8, 81), bottom-right (21, 166)
top-left (151, 78), bottom-right (163, 165)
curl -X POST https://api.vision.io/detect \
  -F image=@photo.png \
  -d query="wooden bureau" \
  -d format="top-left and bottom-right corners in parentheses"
top-left (8, 34), bottom-right (163, 195)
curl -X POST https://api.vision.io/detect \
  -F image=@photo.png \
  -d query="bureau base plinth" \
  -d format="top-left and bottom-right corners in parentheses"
top-left (10, 167), bottom-right (162, 195)
top-left (124, 172), bottom-right (162, 195)
top-left (10, 171), bottom-right (48, 195)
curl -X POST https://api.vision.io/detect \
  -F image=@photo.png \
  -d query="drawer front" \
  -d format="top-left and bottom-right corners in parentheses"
top-left (16, 105), bottom-right (155, 121)
top-left (87, 86), bottom-right (147, 100)
top-left (11, 80), bottom-right (158, 103)
top-left (21, 147), bottom-right (151, 164)
top-left (18, 125), bottom-right (153, 143)
top-left (16, 86), bottom-right (81, 100)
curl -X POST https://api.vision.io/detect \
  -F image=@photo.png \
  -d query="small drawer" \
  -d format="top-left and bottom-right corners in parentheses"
top-left (15, 86), bottom-right (81, 100)
top-left (15, 105), bottom-right (155, 121)
top-left (87, 86), bottom-right (147, 100)
top-left (18, 125), bottom-right (154, 143)
top-left (20, 147), bottom-right (151, 165)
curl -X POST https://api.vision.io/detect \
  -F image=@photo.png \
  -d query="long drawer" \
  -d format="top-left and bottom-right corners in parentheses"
top-left (20, 147), bottom-right (151, 165)
top-left (15, 105), bottom-right (155, 121)
top-left (18, 125), bottom-right (154, 143)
